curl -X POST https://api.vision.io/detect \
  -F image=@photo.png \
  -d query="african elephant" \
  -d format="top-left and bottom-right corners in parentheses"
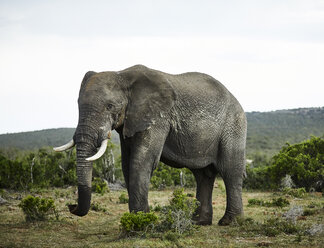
top-left (54, 65), bottom-right (247, 226)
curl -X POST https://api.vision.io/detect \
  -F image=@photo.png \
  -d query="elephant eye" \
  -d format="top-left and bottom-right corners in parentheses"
top-left (106, 104), bottom-right (114, 110)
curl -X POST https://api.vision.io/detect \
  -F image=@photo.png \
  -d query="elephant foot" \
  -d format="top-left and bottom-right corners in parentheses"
top-left (195, 219), bottom-right (212, 225)
top-left (218, 213), bottom-right (242, 226)
top-left (192, 213), bottom-right (212, 226)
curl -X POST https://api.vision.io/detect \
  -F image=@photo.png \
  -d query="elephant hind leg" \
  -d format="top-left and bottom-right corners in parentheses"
top-left (217, 138), bottom-right (245, 226)
top-left (191, 165), bottom-right (216, 225)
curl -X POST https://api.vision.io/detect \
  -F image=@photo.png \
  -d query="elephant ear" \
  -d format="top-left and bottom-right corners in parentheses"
top-left (80, 71), bottom-right (97, 93)
top-left (122, 69), bottom-right (177, 138)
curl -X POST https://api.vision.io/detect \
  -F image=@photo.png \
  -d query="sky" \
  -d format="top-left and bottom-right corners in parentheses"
top-left (0, 0), bottom-right (324, 134)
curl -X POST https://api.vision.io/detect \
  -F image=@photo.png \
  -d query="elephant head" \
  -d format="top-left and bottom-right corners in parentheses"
top-left (54, 65), bottom-right (176, 216)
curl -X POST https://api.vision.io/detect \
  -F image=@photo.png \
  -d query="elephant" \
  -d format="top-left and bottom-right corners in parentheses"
top-left (54, 65), bottom-right (247, 226)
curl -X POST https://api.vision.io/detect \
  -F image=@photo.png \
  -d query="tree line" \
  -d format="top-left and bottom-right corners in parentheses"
top-left (0, 136), bottom-right (323, 192)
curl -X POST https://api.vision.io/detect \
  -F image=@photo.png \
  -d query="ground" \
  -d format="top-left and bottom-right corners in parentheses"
top-left (0, 179), bottom-right (323, 248)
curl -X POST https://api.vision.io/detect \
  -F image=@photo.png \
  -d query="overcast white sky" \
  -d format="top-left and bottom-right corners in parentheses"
top-left (0, 0), bottom-right (324, 134)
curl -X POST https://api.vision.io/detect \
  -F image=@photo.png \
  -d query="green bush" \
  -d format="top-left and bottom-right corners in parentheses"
top-left (92, 177), bottom-right (109, 194)
top-left (243, 164), bottom-right (273, 190)
top-left (159, 188), bottom-right (199, 234)
top-left (19, 195), bottom-right (58, 221)
top-left (151, 163), bottom-right (196, 189)
top-left (118, 192), bottom-right (129, 204)
top-left (270, 197), bottom-right (290, 207)
top-left (120, 211), bottom-right (158, 235)
top-left (269, 136), bottom-right (324, 191)
top-left (119, 188), bottom-right (199, 238)
top-left (282, 187), bottom-right (306, 198)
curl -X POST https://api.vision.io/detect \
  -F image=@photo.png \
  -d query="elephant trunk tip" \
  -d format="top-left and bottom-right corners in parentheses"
top-left (68, 204), bottom-right (90, 217)
top-left (69, 185), bottom-right (92, 217)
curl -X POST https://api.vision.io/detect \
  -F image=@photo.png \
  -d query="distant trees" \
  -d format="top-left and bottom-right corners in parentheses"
top-left (0, 148), bottom-right (77, 189)
top-left (1, 136), bottom-right (323, 192)
top-left (0, 143), bottom-right (197, 190)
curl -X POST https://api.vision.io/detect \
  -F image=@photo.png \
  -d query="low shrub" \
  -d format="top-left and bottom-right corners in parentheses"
top-left (90, 202), bottom-right (108, 213)
top-left (271, 197), bottom-right (290, 207)
top-left (119, 188), bottom-right (199, 238)
top-left (120, 211), bottom-right (158, 235)
top-left (262, 217), bottom-right (301, 236)
top-left (235, 216), bottom-right (301, 237)
top-left (248, 197), bottom-right (290, 208)
top-left (118, 192), bottom-right (129, 204)
top-left (158, 188), bottom-right (199, 234)
top-left (282, 187), bottom-right (306, 198)
top-left (19, 195), bottom-right (58, 221)
top-left (92, 177), bottom-right (109, 194)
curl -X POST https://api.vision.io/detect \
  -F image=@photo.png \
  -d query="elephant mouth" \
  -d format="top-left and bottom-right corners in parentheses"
top-left (85, 131), bottom-right (111, 161)
top-left (53, 130), bottom-right (112, 162)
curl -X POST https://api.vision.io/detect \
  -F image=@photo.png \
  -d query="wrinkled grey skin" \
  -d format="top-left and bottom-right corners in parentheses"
top-left (70, 65), bottom-right (246, 226)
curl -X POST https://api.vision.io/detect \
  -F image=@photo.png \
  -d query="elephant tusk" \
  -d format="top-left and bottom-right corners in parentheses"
top-left (85, 139), bottom-right (108, 161)
top-left (53, 139), bottom-right (75, 152)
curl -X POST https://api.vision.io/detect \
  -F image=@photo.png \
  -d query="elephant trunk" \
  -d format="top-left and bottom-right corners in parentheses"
top-left (69, 141), bottom-right (96, 216)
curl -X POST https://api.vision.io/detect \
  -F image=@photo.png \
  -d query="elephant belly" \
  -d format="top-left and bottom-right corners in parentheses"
top-left (161, 132), bottom-right (219, 169)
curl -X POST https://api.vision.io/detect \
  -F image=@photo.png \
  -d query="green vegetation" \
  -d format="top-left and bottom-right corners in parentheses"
top-left (282, 187), bottom-right (307, 198)
top-left (0, 148), bottom-right (77, 190)
top-left (244, 163), bottom-right (272, 190)
top-left (244, 136), bottom-right (324, 192)
top-left (90, 201), bottom-right (108, 213)
top-left (236, 216), bottom-right (302, 237)
top-left (0, 107), bottom-right (323, 246)
top-left (1, 187), bottom-right (323, 247)
top-left (118, 192), bottom-right (129, 204)
top-left (0, 140), bottom-right (119, 190)
top-left (0, 128), bottom-right (76, 151)
top-left (120, 211), bottom-right (158, 235)
top-left (270, 136), bottom-right (324, 191)
top-left (158, 188), bottom-right (199, 235)
top-left (246, 107), bottom-right (324, 155)
top-left (1, 107), bottom-right (323, 157)
top-left (248, 197), bottom-right (290, 208)
top-left (120, 188), bottom-right (199, 238)
top-left (19, 195), bottom-right (58, 221)
top-left (92, 177), bottom-right (109, 194)
top-left (151, 162), bottom-right (196, 189)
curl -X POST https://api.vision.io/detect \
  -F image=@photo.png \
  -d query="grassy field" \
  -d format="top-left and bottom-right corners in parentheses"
top-left (0, 180), bottom-right (323, 248)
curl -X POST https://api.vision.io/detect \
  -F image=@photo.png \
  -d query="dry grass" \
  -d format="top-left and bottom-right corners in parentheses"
top-left (0, 180), bottom-right (323, 248)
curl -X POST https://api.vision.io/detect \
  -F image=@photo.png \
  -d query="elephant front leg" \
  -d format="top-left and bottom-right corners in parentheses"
top-left (128, 157), bottom-right (152, 212)
top-left (127, 131), bottom-right (166, 213)
top-left (119, 134), bottom-right (131, 192)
